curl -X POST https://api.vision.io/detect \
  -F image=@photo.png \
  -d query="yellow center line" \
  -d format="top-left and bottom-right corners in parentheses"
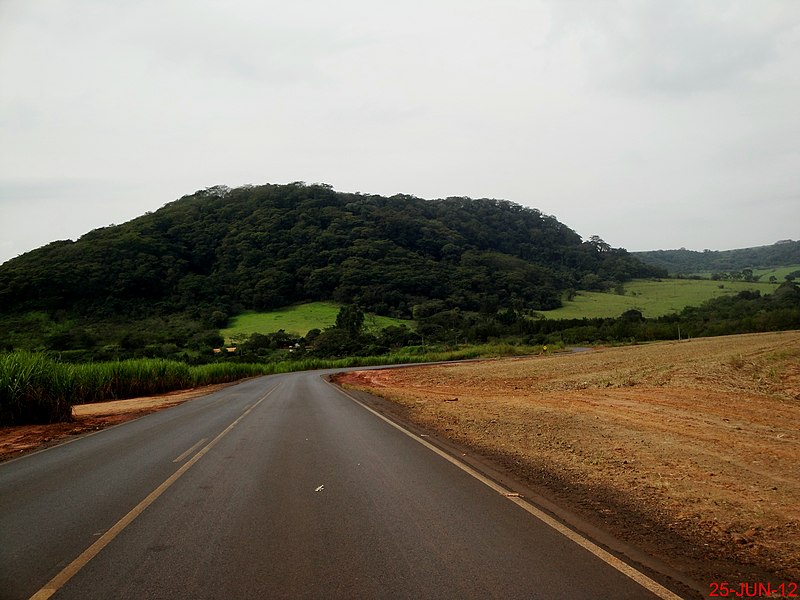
top-left (173, 438), bottom-right (208, 463)
top-left (29, 383), bottom-right (281, 600)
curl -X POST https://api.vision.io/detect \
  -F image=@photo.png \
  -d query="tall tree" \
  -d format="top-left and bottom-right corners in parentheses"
top-left (334, 305), bottom-right (365, 337)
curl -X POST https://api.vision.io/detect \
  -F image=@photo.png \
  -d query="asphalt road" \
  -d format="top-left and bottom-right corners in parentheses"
top-left (0, 370), bottom-right (686, 599)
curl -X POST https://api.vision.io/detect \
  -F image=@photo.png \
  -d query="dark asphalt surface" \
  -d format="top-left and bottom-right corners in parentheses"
top-left (0, 370), bottom-right (682, 599)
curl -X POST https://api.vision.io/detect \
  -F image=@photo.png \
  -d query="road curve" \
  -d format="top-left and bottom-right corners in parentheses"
top-left (0, 370), bottom-right (686, 599)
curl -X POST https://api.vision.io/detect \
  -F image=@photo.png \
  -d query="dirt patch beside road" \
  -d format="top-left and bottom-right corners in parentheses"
top-left (333, 331), bottom-right (800, 592)
top-left (0, 384), bottom-right (231, 462)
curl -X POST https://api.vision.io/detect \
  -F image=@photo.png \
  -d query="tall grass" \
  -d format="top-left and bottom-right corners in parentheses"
top-left (0, 342), bottom-right (541, 426)
top-left (0, 351), bottom-right (74, 425)
top-left (67, 360), bottom-right (270, 402)
top-left (0, 353), bottom-right (270, 426)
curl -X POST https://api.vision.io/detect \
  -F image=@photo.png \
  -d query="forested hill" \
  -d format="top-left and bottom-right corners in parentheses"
top-left (0, 183), bottom-right (663, 319)
top-left (634, 240), bottom-right (800, 275)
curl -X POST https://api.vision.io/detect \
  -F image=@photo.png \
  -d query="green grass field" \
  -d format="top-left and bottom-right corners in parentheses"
top-left (222, 302), bottom-right (411, 342)
top-left (751, 264), bottom-right (800, 282)
top-left (692, 264), bottom-right (800, 281)
top-left (541, 278), bottom-right (780, 320)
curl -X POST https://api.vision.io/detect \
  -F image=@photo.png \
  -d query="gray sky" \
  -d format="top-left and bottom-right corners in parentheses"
top-left (1, 0), bottom-right (798, 265)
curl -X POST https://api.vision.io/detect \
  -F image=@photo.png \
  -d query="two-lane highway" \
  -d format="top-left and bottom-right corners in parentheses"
top-left (1, 370), bottom-right (686, 599)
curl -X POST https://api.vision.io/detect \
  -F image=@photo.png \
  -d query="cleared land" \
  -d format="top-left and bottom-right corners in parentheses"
top-left (221, 301), bottom-right (410, 342)
top-left (335, 331), bottom-right (800, 586)
top-left (543, 278), bottom-right (779, 319)
top-left (748, 265), bottom-right (800, 282)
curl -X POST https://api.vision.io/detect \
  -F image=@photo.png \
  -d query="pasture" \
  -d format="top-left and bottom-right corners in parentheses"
top-left (221, 301), bottom-right (411, 342)
top-left (751, 263), bottom-right (800, 281)
top-left (542, 278), bottom-right (779, 319)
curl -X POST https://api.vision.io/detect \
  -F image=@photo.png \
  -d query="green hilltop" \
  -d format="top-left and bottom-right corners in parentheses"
top-left (4, 182), bottom-right (797, 362)
top-left (0, 182), bottom-right (663, 357)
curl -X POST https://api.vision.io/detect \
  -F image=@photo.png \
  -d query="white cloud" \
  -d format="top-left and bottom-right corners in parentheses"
top-left (0, 0), bottom-right (798, 263)
top-left (546, 0), bottom-right (800, 94)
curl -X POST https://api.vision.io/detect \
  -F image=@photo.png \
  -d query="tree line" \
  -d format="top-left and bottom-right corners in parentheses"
top-left (223, 281), bottom-right (800, 361)
top-left (0, 182), bottom-right (664, 357)
top-left (633, 241), bottom-right (800, 275)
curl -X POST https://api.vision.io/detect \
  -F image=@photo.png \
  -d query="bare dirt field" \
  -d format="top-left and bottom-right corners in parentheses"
top-left (0, 384), bottom-right (231, 462)
top-left (334, 331), bottom-right (800, 593)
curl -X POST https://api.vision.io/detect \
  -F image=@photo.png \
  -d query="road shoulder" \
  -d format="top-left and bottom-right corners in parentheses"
top-left (328, 375), bottom-right (704, 600)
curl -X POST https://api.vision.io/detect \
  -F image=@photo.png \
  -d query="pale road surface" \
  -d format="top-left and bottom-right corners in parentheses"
top-left (0, 370), bottom-right (687, 599)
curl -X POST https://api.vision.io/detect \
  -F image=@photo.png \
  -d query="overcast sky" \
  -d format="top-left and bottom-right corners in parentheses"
top-left (1, 0), bottom-right (798, 264)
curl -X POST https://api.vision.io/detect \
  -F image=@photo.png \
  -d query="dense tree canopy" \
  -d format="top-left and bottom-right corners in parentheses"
top-left (634, 241), bottom-right (800, 275)
top-left (0, 183), bottom-right (663, 322)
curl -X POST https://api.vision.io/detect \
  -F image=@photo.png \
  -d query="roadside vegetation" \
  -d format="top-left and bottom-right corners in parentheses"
top-left (3, 276), bottom-right (799, 427)
top-left (5, 278), bottom-right (798, 426)
top-left (0, 353), bottom-right (268, 426)
top-left (0, 342), bottom-right (541, 426)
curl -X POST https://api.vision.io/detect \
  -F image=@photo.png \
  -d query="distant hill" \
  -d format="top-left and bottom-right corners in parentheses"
top-left (633, 240), bottom-right (800, 275)
top-left (0, 183), bottom-right (663, 324)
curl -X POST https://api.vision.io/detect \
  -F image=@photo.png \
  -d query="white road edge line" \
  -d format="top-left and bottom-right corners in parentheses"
top-left (28, 383), bottom-right (281, 600)
top-left (329, 379), bottom-right (685, 600)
